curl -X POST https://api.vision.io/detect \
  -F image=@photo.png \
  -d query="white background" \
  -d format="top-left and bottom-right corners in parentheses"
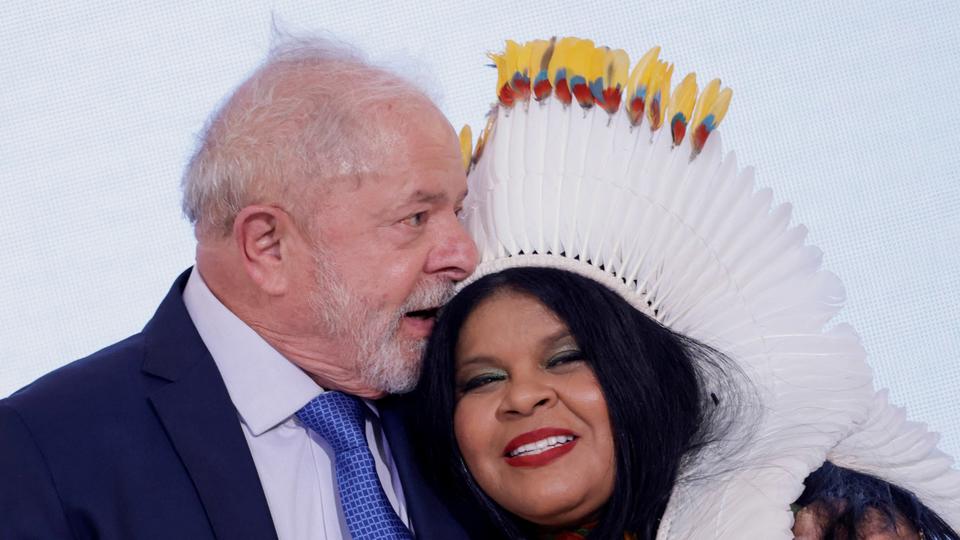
top-left (2, 1), bottom-right (958, 458)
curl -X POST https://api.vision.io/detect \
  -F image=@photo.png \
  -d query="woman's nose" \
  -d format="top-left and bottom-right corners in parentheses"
top-left (498, 378), bottom-right (557, 417)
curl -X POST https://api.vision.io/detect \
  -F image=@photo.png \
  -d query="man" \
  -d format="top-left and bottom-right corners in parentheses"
top-left (0, 37), bottom-right (477, 539)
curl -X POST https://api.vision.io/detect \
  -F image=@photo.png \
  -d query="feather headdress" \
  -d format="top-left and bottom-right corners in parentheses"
top-left (458, 37), bottom-right (960, 539)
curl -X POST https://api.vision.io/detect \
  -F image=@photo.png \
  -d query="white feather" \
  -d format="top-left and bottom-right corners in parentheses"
top-left (506, 102), bottom-right (530, 253)
top-left (542, 98), bottom-right (571, 255)
top-left (523, 101), bottom-right (550, 250)
top-left (489, 107), bottom-right (517, 255)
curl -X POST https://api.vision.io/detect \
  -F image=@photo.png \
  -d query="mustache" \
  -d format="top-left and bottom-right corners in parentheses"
top-left (400, 280), bottom-right (456, 315)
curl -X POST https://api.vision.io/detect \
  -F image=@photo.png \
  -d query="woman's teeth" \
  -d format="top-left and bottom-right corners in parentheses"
top-left (507, 435), bottom-right (575, 457)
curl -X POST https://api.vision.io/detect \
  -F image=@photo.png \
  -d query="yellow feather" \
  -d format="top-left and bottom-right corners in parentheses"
top-left (458, 124), bottom-right (473, 171)
top-left (528, 39), bottom-right (552, 75)
top-left (567, 38), bottom-right (596, 82)
top-left (669, 73), bottom-right (698, 122)
top-left (588, 46), bottom-right (609, 84)
top-left (626, 46), bottom-right (661, 99)
top-left (646, 61), bottom-right (673, 129)
top-left (548, 37), bottom-right (581, 83)
top-left (608, 48), bottom-right (629, 90)
top-left (708, 87), bottom-right (733, 127)
top-left (663, 64), bottom-right (674, 107)
top-left (691, 78), bottom-right (721, 130)
top-left (474, 111), bottom-right (496, 163)
top-left (489, 40), bottom-right (521, 98)
top-left (516, 41), bottom-right (535, 80)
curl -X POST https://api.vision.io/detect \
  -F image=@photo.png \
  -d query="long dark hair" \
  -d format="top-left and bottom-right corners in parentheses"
top-left (409, 266), bottom-right (744, 539)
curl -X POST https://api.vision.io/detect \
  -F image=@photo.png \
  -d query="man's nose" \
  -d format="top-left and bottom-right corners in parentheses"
top-left (425, 216), bottom-right (479, 281)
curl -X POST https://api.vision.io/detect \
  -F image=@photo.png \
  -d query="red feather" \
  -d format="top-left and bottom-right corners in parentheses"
top-left (648, 98), bottom-right (662, 130)
top-left (533, 79), bottom-right (552, 101)
top-left (572, 82), bottom-right (594, 108)
top-left (510, 73), bottom-right (531, 102)
top-left (692, 123), bottom-right (711, 154)
top-left (498, 83), bottom-right (515, 107)
top-left (600, 87), bottom-right (622, 114)
top-left (627, 96), bottom-right (645, 125)
top-left (555, 79), bottom-right (572, 105)
top-left (671, 117), bottom-right (686, 145)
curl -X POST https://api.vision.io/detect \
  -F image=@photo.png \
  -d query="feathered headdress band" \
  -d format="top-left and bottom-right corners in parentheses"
top-left (460, 37), bottom-right (732, 172)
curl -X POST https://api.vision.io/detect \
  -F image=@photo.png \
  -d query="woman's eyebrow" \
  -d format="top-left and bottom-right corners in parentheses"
top-left (540, 328), bottom-right (574, 347)
top-left (455, 355), bottom-right (498, 371)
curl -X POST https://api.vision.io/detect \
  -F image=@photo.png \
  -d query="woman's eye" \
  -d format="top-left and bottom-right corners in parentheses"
top-left (458, 372), bottom-right (505, 393)
top-left (546, 350), bottom-right (585, 369)
top-left (401, 212), bottom-right (427, 227)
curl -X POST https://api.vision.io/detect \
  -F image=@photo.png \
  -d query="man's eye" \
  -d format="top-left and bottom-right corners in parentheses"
top-left (458, 372), bottom-right (505, 393)
top-left (401, 212), bottom-right (427, 227)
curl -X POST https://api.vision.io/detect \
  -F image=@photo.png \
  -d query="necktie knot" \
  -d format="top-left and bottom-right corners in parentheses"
top-left (296, 391), bottom-right (367, 454)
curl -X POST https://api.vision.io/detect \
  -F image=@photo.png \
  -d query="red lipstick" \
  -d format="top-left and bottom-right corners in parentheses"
top-left (502, 428), bottom-right (578, 468)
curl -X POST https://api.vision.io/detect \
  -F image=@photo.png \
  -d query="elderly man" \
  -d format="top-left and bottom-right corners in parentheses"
top-left (0, 38), bottom-right (477, 539)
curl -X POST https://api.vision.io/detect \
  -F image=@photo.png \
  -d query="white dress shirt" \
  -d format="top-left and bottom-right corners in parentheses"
top-left (182, 269), bottom-right (410, 540)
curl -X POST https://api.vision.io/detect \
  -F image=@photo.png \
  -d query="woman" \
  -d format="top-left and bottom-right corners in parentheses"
top-left (415, 266), bottom-right (743, 538)
top-left (409, 37), bottom-right (960, 538)
top-left (413, 267), bottom-right (956, 538)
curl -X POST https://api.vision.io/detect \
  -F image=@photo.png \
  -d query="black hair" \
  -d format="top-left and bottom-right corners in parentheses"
top-left (409, 266), bottom-right (745, 539)
top-left (796, 462), bottom-right (959, 539)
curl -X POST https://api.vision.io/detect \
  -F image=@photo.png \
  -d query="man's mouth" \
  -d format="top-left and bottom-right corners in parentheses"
top-left (404, 306), bottom-right (440, 320)
top-left (400, 306), bottom-right (441, 338)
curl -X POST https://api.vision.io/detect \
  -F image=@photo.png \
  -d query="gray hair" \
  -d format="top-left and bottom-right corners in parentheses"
top-left (181, 35), bottom-right (432, 236)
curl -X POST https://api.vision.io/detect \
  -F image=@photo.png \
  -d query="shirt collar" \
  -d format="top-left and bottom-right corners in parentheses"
top-left (182, 268), bottom-right (321, 436)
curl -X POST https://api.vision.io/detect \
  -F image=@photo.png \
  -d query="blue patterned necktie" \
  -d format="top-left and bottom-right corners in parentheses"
top-left (296, 391), bottom-right (413, 540)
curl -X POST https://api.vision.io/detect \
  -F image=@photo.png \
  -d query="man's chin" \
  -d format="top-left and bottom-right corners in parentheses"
top-left (356, 337), bottom-right (424, 395)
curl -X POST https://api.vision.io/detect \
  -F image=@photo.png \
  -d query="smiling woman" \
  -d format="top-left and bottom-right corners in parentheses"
top-left (453, 286), bottom-right (617, 530)
top-left (414, 267), bottom-right (741, 538)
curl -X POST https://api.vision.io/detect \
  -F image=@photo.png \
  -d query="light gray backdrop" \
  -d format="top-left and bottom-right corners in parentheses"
top-left (2, 1), bottom-right (958, 458)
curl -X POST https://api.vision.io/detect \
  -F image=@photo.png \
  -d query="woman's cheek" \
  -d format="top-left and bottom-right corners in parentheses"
top-left (454, 396), bottom-right (497, 487)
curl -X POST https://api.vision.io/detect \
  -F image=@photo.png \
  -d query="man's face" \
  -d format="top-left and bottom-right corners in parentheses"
top-left (301, 105), bottom-right (478, 395)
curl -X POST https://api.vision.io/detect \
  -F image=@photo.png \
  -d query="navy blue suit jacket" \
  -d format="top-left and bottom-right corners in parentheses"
top-left (0, 270), bottom-right (471, 539)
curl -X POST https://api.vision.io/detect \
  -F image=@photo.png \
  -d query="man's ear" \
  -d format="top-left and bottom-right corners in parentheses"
top-left (232, 204), bottom-right (300, 295)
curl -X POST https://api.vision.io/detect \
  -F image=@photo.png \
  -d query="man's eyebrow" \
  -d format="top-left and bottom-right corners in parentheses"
top-left (404, 190), bottom-right (448, 205)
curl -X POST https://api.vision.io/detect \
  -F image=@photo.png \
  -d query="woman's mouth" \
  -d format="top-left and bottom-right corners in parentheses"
top-left (502, 428), bottom-right (578, 467)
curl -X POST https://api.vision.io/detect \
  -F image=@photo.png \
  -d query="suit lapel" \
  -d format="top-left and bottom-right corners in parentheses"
top-left (379, 396), bottom-right (473, 540)
top-left (143, 270), bottom-right (277, 540)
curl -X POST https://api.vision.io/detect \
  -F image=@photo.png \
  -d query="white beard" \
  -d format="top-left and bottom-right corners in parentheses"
top-left (308, 251), bottom-right (453, 394)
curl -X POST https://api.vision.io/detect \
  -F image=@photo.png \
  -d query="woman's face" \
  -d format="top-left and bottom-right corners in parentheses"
top-left (453, 291), bottom-right (615, 528)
